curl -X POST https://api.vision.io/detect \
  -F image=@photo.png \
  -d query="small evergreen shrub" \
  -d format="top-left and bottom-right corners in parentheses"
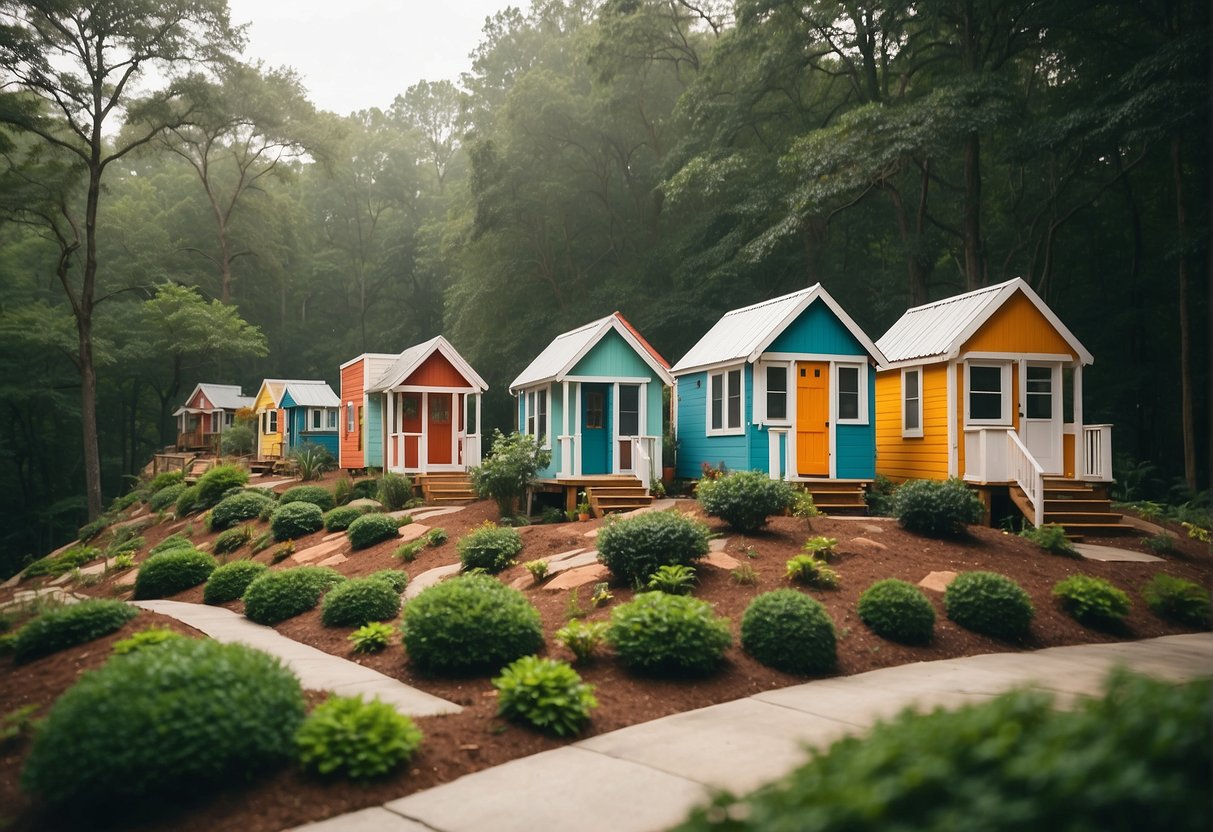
top-left (149, 533), bottom-right (193, 556)
top-left (596, 510), bottom-right (710, 584)
top-left (741, 589), bottom-right (836, 675)
top-left (349, 621), bottom-right (395, 653)
top-left (791, 490), bottom-right (821, 519)
top-left (1053, 575), bottom-right (1131, 630)
top-left (785, 554), bottom-right (839, 588)
top-left (146, 470), bottom-right (184, 495)
top-left (346, 512), bottom-right (401, 550)
top-left (394, 540), bottom-right (424, 562)
top-left (279, 485), bottom-right (336, 512)
top-left (1020, 523), bottom-right (1078, 557)
top-left (323, 505), bottom-right (365, 532)
top-left (524, 559), bottom-right (550, 581)
top-left (133, 549), bottom-right (217, 600)
top-left (174, 484), bottom-right (202, 516)
top-left (1145, 532), bottom-right (1177, 554)
top-left (22, 545), bottom-right (99, 578)
top-left (608, 592), bottom-right (732, 675)
top-left (646, 564), bottom-right (698, 595)
top-left (212, 525), bottom-right (254, 555)
top-left (242, 567), bottom-right (346, 625)
top-left (349, 479), bottom-right (379, 501)
top-left (555, 619), bottom-right (609, 663)
top-left (402, 573), bottom-right (543, 674)
top-left (209, 491), bottom-right (275, 531)
top-left (493, 655), bottom-right (598, 737)
top-left (425, 527), bottom-right (448, 546)
top-left (945, 571), bottom-right (1034, 641)
top-left (376, 473), bottom-right (413, 511)
top-left (203, 560), bottom-right (269, 605)
top-left (367, 569), bottom-right (409, 593)
top-left (1142, 574), bottom-right (1211, 629)
top-left (270, 501), bottom-right (324, 541)
top-left (470, 430), bottom-right (551, 515)
top-left (296, 695), bottom-right (423, 779)
top-left (457, 522), bottom-right (523, 573)
top-left (112, 627), bottom-right (185, 655)
top-left (194, 464), bottom-right (250, 510)
top-left (12, 600), bottom-right (139, 663)
top-left (320, 577), bottom-right (402, 627)
top-left (149, 482), bottom-right (186, 512)
top-left (696, 470), bottom-right (795, 533)
top-left (893, 478), bottom-right (984, 536)
top-left (857, 579), bottom-right (935, 645)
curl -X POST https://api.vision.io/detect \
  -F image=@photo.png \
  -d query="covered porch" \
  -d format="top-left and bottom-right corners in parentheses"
top-left (384, 388), bottom-right (483, 475)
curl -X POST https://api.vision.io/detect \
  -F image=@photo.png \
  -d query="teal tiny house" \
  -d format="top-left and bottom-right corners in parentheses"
top-left (280, 382), bottom-right (341, 457)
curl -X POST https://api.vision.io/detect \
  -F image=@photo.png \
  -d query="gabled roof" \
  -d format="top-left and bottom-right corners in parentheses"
top-left (254, 379), bottom-right (329, 409)
top-left (510, 312), bottom-right (674, 393)
top-left (174, 382), bottom-right (252, 416)
top-left (875, 277), bottom-right (1094, 366)
top-left (367, 336), bottom-right (488, 393)
top-left (281, 382), bottom-right (340, 408)
top-left (670, 284), bottom-right (886, 375)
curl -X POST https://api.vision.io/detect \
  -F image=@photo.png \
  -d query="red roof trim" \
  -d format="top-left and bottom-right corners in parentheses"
top-left (613, 311), bottom-right (670, 369)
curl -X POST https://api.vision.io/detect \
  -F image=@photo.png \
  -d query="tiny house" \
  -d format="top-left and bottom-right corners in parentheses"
top-left (279, 382), bottom-right (341, 457)
top-left (252, 379), bottom-right (329, 460)
top-left (173, 383), bottom-right (253, 451)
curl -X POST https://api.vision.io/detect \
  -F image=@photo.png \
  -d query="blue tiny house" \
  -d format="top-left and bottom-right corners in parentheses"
top-left (671, 285), bottom-right (886, 485)
top-left (279, 382), bottom-right (341, 457)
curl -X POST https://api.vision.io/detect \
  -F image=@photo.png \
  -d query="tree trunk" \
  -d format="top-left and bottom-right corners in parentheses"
top-left (1171, 135), bottom-right (1196, 490)
top-left (962, 132), bottom-right (984, 289)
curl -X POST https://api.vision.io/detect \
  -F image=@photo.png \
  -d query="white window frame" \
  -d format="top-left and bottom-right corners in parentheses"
top-left (326, 409), bottom-right (338, 430)
top-left (706, 365), bottom-right (745, 436)
top-left (901, 368), bottom-right (923, 438)
top-left (266, 409), bottom-right (278, 434)
top-left (224, 411), bottom-right (234, 427)
top-left (965, 361), bottom-right (1012, 426)
top-left (756, 362), bottom-right (791, 425)
top-left (346, 403), bottom-right (355, 434)
top-left (309, 408), bottom-right (323, 431)
top-left (523, 387), bottom-right (551, 449)
top-left (833, 362), bottom-right (867, 426)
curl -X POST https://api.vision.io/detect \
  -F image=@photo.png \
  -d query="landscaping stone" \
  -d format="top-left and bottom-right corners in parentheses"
top-left (1073, 543), bottom-right (1163, 563)
top-left (1118, 514), bottom-right (1166, 535)
top-left (543, 563), bottom-right (609, 591)
top-left (918, 570), bottom-right (958, 592)
top-left (347, 498), bottom-right (383, 511)
top-left (708, 538), bottom-right (730, 552)
top-left (290, 538), bottom-right (347, 565)
top-left (322, 531), bottom-right (344, 542)
top-left (397, 522), bottom-right (431, 542)
top-left (703, 551), bottom-right (741, 570)
top-left (113, 570), bottom-right (137, 589)
top-left (545, 550), bottom-right (600, 576)
top-left (403, 563), bottom-right (461, 600)
top-left (1, 573), bottom-right (20, 589)
top-left (0, 587), bottom-right (86, 611)
top-left (845, 536), bottom-right (887, 553)
top-left (409, 506), bottom-right (466, 520)
top-left (614, 498), bottom-right (678, 520)
top-left (317, 554), bottom-right (348, 567)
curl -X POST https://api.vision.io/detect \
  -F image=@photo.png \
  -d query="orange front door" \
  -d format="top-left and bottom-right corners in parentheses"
top-left (427, 394), bottom-right (453, 465)
top-left (796, 362), bottom-right (829, 476)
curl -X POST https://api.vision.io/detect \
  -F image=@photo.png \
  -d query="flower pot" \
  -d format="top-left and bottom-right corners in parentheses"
top-left (578, 512), bottom-right (591, 522)
top-left (661, 466), bottom-right (675, 487)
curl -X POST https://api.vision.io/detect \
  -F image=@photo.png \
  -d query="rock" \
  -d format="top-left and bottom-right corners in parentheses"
top-left (845, 537), bottom-right (887, 553)
top-left (318, 553), bottom-right (348, 567)
top-left (543, 564), bottom-right (609, 591)
top-left (708, 538), bottom-right (731, 553)
top-left (291, 538), bottom-right (348, 564)
top-left (404, 563), bottom-right (462, 600)
top-left (348, 498), bottom-right (383, 511)
top-left (918, 571), bottom-right (958, 592)
top-left (546, 551), bottom-right (600, 576)
top-left (397, 523), bottom-right (431, 542)
top-left (322, 531), bottom-right (345, 542)
top-left (703, 551), bottom-right (741, 570)
top-left (113, 570), bottom-right (138, 589)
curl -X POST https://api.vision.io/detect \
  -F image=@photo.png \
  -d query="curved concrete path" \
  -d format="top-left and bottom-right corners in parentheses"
top-left (131, 600), bottom-right (460, 717)
top-left (292, 633), bottom-right (1211, 832)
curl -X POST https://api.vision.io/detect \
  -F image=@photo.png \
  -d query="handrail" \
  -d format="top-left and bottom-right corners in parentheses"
top-left (1006, 430), bottom-right (1045, 527)
top-left (1081, 424), bottom-right (1113, 481)
top-left (631, 435), bottom-right (653, 494)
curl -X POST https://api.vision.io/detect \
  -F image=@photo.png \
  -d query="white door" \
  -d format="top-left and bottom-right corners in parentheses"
top-left (1019, 362), bottom-right (1063, 474)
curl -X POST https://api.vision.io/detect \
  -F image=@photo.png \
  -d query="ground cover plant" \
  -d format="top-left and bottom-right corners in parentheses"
top-left (1020, 523), bottom-right (1077, 556)
top-left (1141, 574), bottom-right (1210, 629)
top-left (212, 525), bottom-right (254, 555)
top-left (203, 560), bottom-right (269, 605)
top-left (296, 695), bottom-right (423, 779)
top-left (12, 600), bottom-right (138, 663)
top-left (149, 482), bottom-right (186, 512)
top-left (349, 622), bottom-right (395, 653)
top-left (367, 569), bottom-right (409, 592)
top-left (133, 549), bottom-right (217, 600)
top-left (608, 592), bottom-right (732, 675)
top-left (646, 564), bottom-right (698, 595)
top-left (242, 567), bottom-right (346, 625)
top-left (785, 554), bottom-right (839, 588)
top-left (493, 655), bottom-right (598, 737)
top-left (377, 473), bottom-right (413, 511)
top-left (347, 513), bottom-right (402, 550)
top-left (22, 545), bottom-right (98, 578)
top-left (740, 589), bottom-right (836, 675)
top-left (857, 578), bottom-right (935, 645)
top-left (278, 485), bottom-right (336, 512)
top-left (209, 491), bottom-right (276, 531)
top-left (596, 510), bottom-right (710, 584)
top-left (944, 571), bottom-right (1034, 641)
top-left (893, 478), bottom-right (984, 536)
top-left (149, 533), bottom-right (193, 555)
top-left (696, 470), bottom-right (795, 533)
top-left (111, 627), bottom-right (186, 655)
top-left (323, 505), bottom-right (366, 532)
top-left (457, 522), bottom-right (523, 572)
top-left (554, 619), bottom-right (609, 663)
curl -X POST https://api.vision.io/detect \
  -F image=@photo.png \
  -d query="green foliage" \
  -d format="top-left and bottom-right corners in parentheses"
top-left (133, 548), bottom-right (217, 600)
top-left (784, 555), bottom-right (839, 589)
top-left (146, 470), bottom-right (184, 495)
top-left (21, 640), bottom-right (303, 806)
top-left (857, 579), bottom-right (935, 645)
top-left (270, 500), bottom-right (325, 541)
top-left (349, 479), bottom-right (380, 501)
top-left (864, 475), bottom-right (899, 516)
top-left (801, 536), bottom-right (838, 561)
top-left (944, 571), bottom-right (1034, 641)
top-left (149, 533), bottom-right (193, 555)
top-left (209, 491), bottom-right (275, 531)
top-left (646, 564), bottom-right (698, 595)
top-left (596, 510), bottom-right (710, 584)
top-left (320, 577), bottom-right (402, 627)
top-left (323, 505), bottom-right (366, 532)
top-left (457, 522), bottom-right (523, 572)
top-left (394, 540), bottom-right (424, 562)
top-left (893, 478), bottom-right (984, 536)
top-left (493, 655), bottom-right (598, 737)
top-left (741, 589), bottom-right (836, 675)
top-left (291, 443), bottom-right (336, 482)
top-left (591, 582), bottom-right (613, 607)
top-left (696, 470), bottom-right (795, 533)
top-left (402, 573), bottom-right (544, 675)
top-left (175, 484), bottom-right (202, 517)
top-left (12, 599), bottom-right (139, 663)
top-left (242, 567), bottom-right (347, 625)
top-left (279, 485), bottom-right (336, 512)
top-left (555, 619), bottom-right (609, 663)
top-left (1053, 575), bottom-right (1131, 630)
top-left (220, 424), bottom-right (255, 456)
top-left (77, 515), bottom-right (112, 542)
top-left (425, 527), bottom-right (448, 546)
top-left (731, 564), bottom-right (759, 586)
top-left (1, 704), bottom-right (38, 744)
top-left (349, 621), bottom-right (396, 653)
top-left (112, 627), bottom-right (185, 655)
top-left (251, 531), bottom-right (273, 554)
top-left (524, 559), bottom-right (549, 581)
top-left (1020, 523), bottom-right (1078, 556)
top-left (213, 525), bottom-right (254, 555)
top-left (296, 695), bottom-right (423, 779)
top-left (346, 512), bottom-right (401, 550)
top-left (470, 430), bottom-right (552, 515)
top-left (1141, 574), bottom-right (1211, 629)
top-left (203, 560), bottom-right (269, 605)
top-left (790, 490), bottom-right (821, 518)
top-left (608, 592), bottom-right (732, 676)
top-left (23, 544), bottom-right (99, 578)
top-left (367, 569), bottom-right (409, 593)
top-left (376, 473), bottom-right (413, 511)
top-left (194, 464), bottom-right (251, 511)
top-left (1145, 532), bottom-right (1177, 554)
top-left (149, 482), bottom-right (187, 512)
top-left (333, 477), bottom-right (353, 506)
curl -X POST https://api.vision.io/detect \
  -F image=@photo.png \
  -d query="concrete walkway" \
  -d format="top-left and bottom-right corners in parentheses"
top-left (131, 600), bottom-right (460, 717)
top-left (292, 633), bottom-right (1212, 832)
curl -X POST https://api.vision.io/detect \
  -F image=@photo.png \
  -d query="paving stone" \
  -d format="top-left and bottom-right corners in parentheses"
top-left (860, 523), bottom-right (886, 534)
top-left (703, 550), bottom-right (741, 570)
top-left (845, 536), bottom-right (887, 553)
top-left (322, 531), bottom-right (345, 542)
top-left (582, 527), bottom-right (600, 539)
top-left (918, 570), bottom-right (958, 592)
top-left (546, 550), bottom-right (600, 576)
top-left (613, 498), bottom-right (678, 520)
top-left (49, 573), bottom-right (72, 586)
top-left (543, 563), bottom-right (609, 591)
top-left (1073, 543), bottom-right (1163, 563)
top-left (0, 587), bottom-right (84, 611)
top-left (291, 538), bottom-right (347, 565)
top-left (409, 506), bottom-right (466, 520)
top-left (543, 547), bottom-right (587, 565)
top-left (113, 570), bottom-right (137, 588)
top-left (292, 807), bottom-right (432, 832)
top-left (317, 554), bottom-right (348, 567)
top-left (708, 538), bottom-right (730, 552)
top-left (403, 563), bottom-right (461, 600)
top-left (1, 573), bottom-right (20, 589)
top-left (397, 523), bottom-right (431, 542)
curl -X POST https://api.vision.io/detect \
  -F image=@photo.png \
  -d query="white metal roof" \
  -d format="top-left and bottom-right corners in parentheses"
top-left (509, 312), bottom-right (674, 393)
top-left (367, 335), bottom-right (488, 393)
top-left (193, 383), bottom-right (252, 411)
top-left (255, 379), bottom-right (328, 409)
top-left (670, 284), bottom-right (886, 375)
top-left (282, 382), bottom-right (340, 408)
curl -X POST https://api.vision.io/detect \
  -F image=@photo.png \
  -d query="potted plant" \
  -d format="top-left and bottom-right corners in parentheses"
top-left (577, 491), bottom-right (591, 521)
top-left (662, 431), bottom-right (677, 486)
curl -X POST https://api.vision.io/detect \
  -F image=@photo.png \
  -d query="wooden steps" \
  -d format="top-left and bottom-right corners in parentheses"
top-left (585, 477), bottom-right (651, 517)
top-left (417, 472), bottom-right (478, 505)
top-left (800, 481), bottom-right (868, 515)
top-left (1015, 478), bottom-right (1125, 540)
top-left (183, 456), bottom-right (210, 483)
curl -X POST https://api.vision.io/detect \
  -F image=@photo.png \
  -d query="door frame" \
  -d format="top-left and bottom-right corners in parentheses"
top-left (1018, 359), bottom-right (1064, 475)
top-left (795, 360), bottom-right (831, 477)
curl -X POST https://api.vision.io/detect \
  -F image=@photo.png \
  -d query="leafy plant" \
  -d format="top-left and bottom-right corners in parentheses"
top-left (332, 477), bottom-right (353, 506)
top-left (213, 525), bottom-right (254, 555)
top-left (785, 554), bottom-right (839, 589)
top-left (591, 582), bottom-right (613, 607)
top-left (731, 564), bottom-right (759, 586)
top-left (457, 522), bottom-right (523, 573)
top-left (149, 482), bottom-right (187, 512)
top-left (425, 527), bottom-right (448, 546)
top-left (296, 695), bottom-right (423, 779)
top-left (1, 704), bottom-right (38, 745)
top-left (857, 579), bottom-right (935, 645)
top-left (203, 560), bottom-right (269, 605)
top-left (322, 505), bottom-right (363, 532)
top-left (944, 571), bottom-right (1034, 641)
top-left (133, 548), bottom-right (217, 600)
top-left (290, 443), bottom-right (336, 482)
top-left (1141, 574), bottom-right (1210, 629)
top-left (596, 510), bottom-right (710, 584)
top-left (741, 589), bottom-right (836, 675)
top-left (112, 627), bottom-right (185, 655)
top-left (278, 485), bottom-right (336, 512)
top-left (696, 470), bottom-right (795, 533)
top-left (110, 552), bottom-right (135, 570)
top-left (801, 536), bottom-right (839, 561)
top-left (791, 490), bottom-right (821, 519)
top-left (22, 545), bottom-right (99, 578)
top-left (1053, 575), bottom-right (1131, 630)
top-left (524, 559), bottom-right (550, 581)
top-left (270, 501), bottom-right (325, 541)
top-left (149, 533), bottom-right (192, 556)
top-left (864, 474), bottom-right (899, 516)
top-left (349, 621), bottom-right (396, 653)
top-left (12, 599), bottom-right (139, 663)
top-left (646, 564), bottom-right (698, 595)
top-left (493, 655), bottom-right (598, 736)
top-left (320, 577), bottom-right (402, 627)
top-left (220, 424), bottom-right (255, 456)
top-left (376, 473), bottom-right (413, 511)
top-left (893, 478), bottom-right (984, 536)
top-left (367, 569), bottom-right (409, 592)
top-left (1020, 523), bottom-right (1077, 557)
top-left (242, 566), bottom-right (346, 625)
top-left (394, 540), bottom-right (424, 562)
top-left (145, 470), bottom-right (184, 495)
top-left (174, 484), bottom-right (202, 517)
top-left (347, 513), bottom-right (401, 550)
top-left (470, 429), bottom-right (552, 515)
top-left (208, 490), bottom-right (275, 531)
top-left (193, 464), bottom-right (251, 511)
top-left (608, 592), bottom-right (732, 675)
top-left (251, 531), bottom-right (273, 554)
top-left (565, 588), bottom-right (589, 620)
top-left (1182, 521), bottom-right (1211, 543)
top-left (1145, 532), bottom-right (1176, 554)
top-left (555, 619), bottom-right (609, 663)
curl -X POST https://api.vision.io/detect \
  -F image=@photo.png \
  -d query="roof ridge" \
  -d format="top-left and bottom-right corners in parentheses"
top-left (901, 277), bottom-right (1019, 315)
top-left (613, 311), bottom-right (670, 369)
top-left (721, 284), bottom-right (818, 317)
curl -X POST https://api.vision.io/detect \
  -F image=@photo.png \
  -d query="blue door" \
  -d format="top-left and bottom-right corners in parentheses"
top-left (581, 384), bottom-right (610, 475)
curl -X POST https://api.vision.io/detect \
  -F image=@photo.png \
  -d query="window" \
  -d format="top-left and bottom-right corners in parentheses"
top-left (765, 366), bottom-right (787, 421)
top-left (210, 412), bottom-right (220, 433)
top-left (619, 385), bottom-right (639, 436)
top-left (266, 410), bottom-right (278, 434)
top-left (708, 367), bottom-right (744, 434)
top-left (225, 412), bottom-right (234, 427)
top-left (327, 409), bottom-right (338, 430)
top-left (967, 363), bottom-right (1008, 424)
top-left (585, 391), bottom-right (604, 429)
top-left (1025, 366), bottom-right (1052, 419)
top-left (837, 366), bottom-right (860, 422)
top-left (902, 368), bottom-right (922, 438)
top-left (524, 389), bottom-right (545, 440)
top-left (346, 403), bottom-right (355, 434)
top-left (311, 409), bottom-right (323, 430)
top-left (430, 395), bottom-right (451, 424)
top-left (525, 393), bottom-right (535, 436)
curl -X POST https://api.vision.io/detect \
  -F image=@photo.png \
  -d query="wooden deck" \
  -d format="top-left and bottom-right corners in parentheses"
top-left (532, 475), bottom-right (651, 517)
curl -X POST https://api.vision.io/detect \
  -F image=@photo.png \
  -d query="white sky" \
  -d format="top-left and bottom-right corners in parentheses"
top-left (226, 0), bottom-right (524, 115)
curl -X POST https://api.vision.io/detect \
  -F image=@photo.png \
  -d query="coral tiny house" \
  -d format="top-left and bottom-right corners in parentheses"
top-left (173, 383), bottom-right (253, 452)
top-left (279, 382), bottom-right (341, 457)
top-left (252, 379), bottom-right (331, 460)
top-left (671, 285), bottom-right (886, 513)
top-left (874, 277), bottom-right (1117, 536)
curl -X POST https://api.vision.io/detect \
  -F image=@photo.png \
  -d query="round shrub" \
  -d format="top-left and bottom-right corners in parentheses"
top-left (212, 526), bottom-right (253, 555)
top-left (1053, 575), bottom-right (1131, 630)
top-left (696, 470), bottom-right (795, 533)
top-left (193, 464), bottom-right (251, 510)
top-left (149, 533), bottom-right (193, 556)
top-left (242, 566), bottom-right (346, 625)
top-left (203, 560), bottom-right (269, 605)
top-left (12, 599), bottom-right (139, 663)
top-left (21, 639), bottom-right (304, 806)
top-left (346, 512), bottom-right (401, 550)
top-left (321, 577), bottom-right (402, 627)
top-left (596, 510), bottom-right (710, 584)
top-left (270, 500), bottom-right (324, 541)
top-left (145, 469), bottom-right (184, 496)
top-left (377, 473), bottom-right (413, 511)
top-left (493, 655), bottom-right (598, 737)
top-left (1142, 574), bottom-right (1211, 629)
top-left (945, 571), bottom-right (1034, 641)
top-left (149, 482), bottom-right (186, 512)
top-left (608, 592), bottom-right (732, 675)
top-left (893, 478), bottom-right (984, 536)
top-left (133, 548), bottom-right (217, 600)
top-left (857, 579), bottom-right (936, 645)
top-left (209, 491), bottom-right (275, 531)
top-left (323, 505), bottom-right (365, 532)
top-left (296, 695), bottom-right (422, 779)
top-left (367, 569), bottom-right (409, 593)
top-left (279, 484), bottom-right (336, 513)
top-left (402, 573), bottom-right (543, 674)
top-left (456, 522), bottom-right (523, 573)
top-left (740, 589), bottom-right (836, 675)
top-left (174, 484), bottom-right (201, 516)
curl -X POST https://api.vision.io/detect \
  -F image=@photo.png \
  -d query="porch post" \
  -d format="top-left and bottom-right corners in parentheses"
top-left (420, 392), bottom-right (429, 473)
top-left (562, 380), bottom-right (571, 477)
top-left (1072, 365), bottom-right (1083, 431)
top-left (386, 391), bottom-right (395, 472)
top-left (573, 383), bottom-right (582, 477)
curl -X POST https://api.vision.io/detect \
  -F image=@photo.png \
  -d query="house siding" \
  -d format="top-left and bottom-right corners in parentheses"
top-left (767, 301), bottom-right (866, 355)
top-left (365, 394), bottom-right (384, 468)
top-left (340, 360), bottom-right (365, 469)
top-left (875, 363), bottom-right (950, 481)
top-left (572, 329), bottom-right (652, 378)
top-left (961, 291), bottom-right (1079, 357)
top-left (675, 369), bottom-right (751, 478)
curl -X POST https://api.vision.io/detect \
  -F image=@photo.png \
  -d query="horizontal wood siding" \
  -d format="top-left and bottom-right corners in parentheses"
top-left (875, 364), bottom-right (949, 481)
top-left (836, 363), bottom-right (877, 479)
top-left (340, 360), bottom-right (364, 469)
top-left (675, 369), bottom-right (751, 478)
top-left (962, 290), bottom-right (1079, 357)
top-left (766, 300), bottom-right (866, 355)
top-left (406, 352), bottom-right (469, 387)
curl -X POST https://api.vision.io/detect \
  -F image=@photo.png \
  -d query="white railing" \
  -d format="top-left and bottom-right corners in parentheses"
top-left (390, 432), bottom-right (422, 473)
top-left (464, 433), bottom-right (481, 468)
top-left (1081, 424), bottom-right (1113, 481)
top-left (768, 428), bottom-right (789, 480)
top-left (630, 435), bottom-right (658, 494)
top-left (557, 434), bottom-right (576, 477)
top-left (963, 428), bottom-right (1011, 484)
top-left (1007, 430), bottom-right (1045, 528)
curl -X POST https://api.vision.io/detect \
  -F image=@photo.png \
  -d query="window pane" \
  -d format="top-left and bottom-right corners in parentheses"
top-left (710, 373), bottom-right (723, 430)
top-left (327, 410), bottom-right (337, 429)
top-left (970, 392), bottom-right (1002, 420)
top-left (766, 366), bottom-right (787, 420)
top-left (1025, 366), bottom-right (1052, 419)
top-left (969, 365), bottom-right (1004, 421)
top-left (969, 365), bottom-right (1002, 393)
top-left (619, 385), bottom-right (639, 435)
top-left (430, 395), bottom-right (451, 424)
top-left (312, 410), bottom-right (322, 429)
top-left (586, 391), bottom-right (604, 429)
top-left (838, 367), bottom-right (859, 420)
top-left (727, 369), bottom-right (742, 429)
top-left (538, 390), bottom-right (548, 439)
top-left (904, 370), bottom-right (919, 431)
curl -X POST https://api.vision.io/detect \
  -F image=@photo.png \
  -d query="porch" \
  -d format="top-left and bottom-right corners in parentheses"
top-left (383, 388), bottom-right (482, 476)
top-left (553, 432), bottom-right (660, 491)
top-left (532, 474), bottom-right (652, 518)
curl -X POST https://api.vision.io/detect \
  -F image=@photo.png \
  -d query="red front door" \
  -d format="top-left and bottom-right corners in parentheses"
top-left (427, 394), bottom-right (453, 465)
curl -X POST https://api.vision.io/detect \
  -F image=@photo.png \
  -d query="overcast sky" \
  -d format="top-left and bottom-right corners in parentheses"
top-left (226, 0), bottom-right (523, 115)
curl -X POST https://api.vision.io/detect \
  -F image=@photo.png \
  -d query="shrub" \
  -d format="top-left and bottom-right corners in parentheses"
top-left (857, 579), bottom-right (935, 645)
top-left (596, 510), bottom-right (710, 584)
top-left (146, 470), bottom-right (184, 495)
top-left (493, 656), bottom-right (598, 737)
top-left (402, 573), bottom-right (543, 674)
top-left (801, 536), bottom-right (839, 561)
top-left (21, 639), bottom-right (304, 806)
top-left (133, 549), bottom-right (217, 600)
top-left (367, 569), bottom-right (409, 593)
top-left (296, 695), bottom-right (423, 779)
top-left (555, 619), bottom-right (609, 663)
top-left (242, 567), bottom-right (346, 625)
top-left (1142, 574), bottom-right (1211, 629)
top-left (149, 482), bottom-right (186, 512)
top-left (470, 429), bottom-right (551, 515)
top-left (944, 571), bottom-right (1034, 641)
top-left (394, 540), bottom-right (424, 562)
top-left (112, 627), bottom-right (185, 655)
top-left (349, 621), bottom-right (396, 653)
top-left (149, 533), bottom-right (193, 556)
top-left (23, 545), bottom-right (99, 578)
top-left (791, 490), bottom-right (821, 519)
top-left (194, 464), bottom-right (250, 510)
top-left (251, 531), bottom-right (273, 554)
top-left (608, 592), bottom-right (732, 675)
top-left (213, 525), bottom-right (254, 555)
top-left (646, 564), bottom-right (698, 595)
top-left (12, 600), bottom-right (139, 663)
top-left (524, 559), bottom-right (549, 581)
top-left (457, 522), bottom-right (523, 573)
top-left (1146, 532), bottom-right (1177, 554)
top-left (425, 527), bottom-right (448, 546)
top-left (321, 577), bottom-right (402, 627)
top-left (77, 515), bottom-right (112, 542)
top-left (1020, 523), bottom-right (1078, 556)
top-left (376, 473), bottom-right (413, 511)
top-left (174, 484), bottom-right (202, 516)
top-left (203, 560), bottom-right (269, 605)
top-left (347, 512), bottom-right (401, 550)
top-left (696, 470), bottom-right (795, 533)
top-left (893, 477), bottom-right (984, 536)
top-left (209, 491), bottom-right (275, 531)
top-left (741, 589), bottom-right (836, 675)
top-left (731, 564), bottom-right (759, 585)
top-left (785, 554), bottom-right (839, 589)
top-left (349, 479), bottom-right (379, 501)
top-left (1053, 575), bottom-right (1131, 630)
top-left (864, 473), bottom-right (899, 516)
top-left (220, 424), bottom-right (255, 456)
top-left (291, 443), bottom-right (336, 482)
top-left (279, 485), bottom-right (336, 513)
top-left (270, 501), bottom-right (324, 541)
top-left (323, 505), bottom-right (365, 532)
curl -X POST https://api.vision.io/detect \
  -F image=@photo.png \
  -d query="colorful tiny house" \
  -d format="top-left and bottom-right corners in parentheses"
top-left (510, 312), bottom-right (673, 485)
top-left (671, 286), bottom-right (886, 495)
top-left (252, 379), bottom-right (328, 460)
top-left (173, 383), bottom-right (253, 451)
top-left (279, 382), bottom-right (341, 457)
top-left (874, 277), bottom-right (1113, 529)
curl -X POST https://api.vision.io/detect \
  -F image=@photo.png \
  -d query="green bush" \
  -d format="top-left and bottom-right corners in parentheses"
top-left (893, 478), bottom-right (984, 536)
top-left (470, 429), bottom-right (551, 515)
top-left (555, 619), bottom-right (610, 663)
top-left (12, 600), bottom-right (139, 663)
top-left (220, 424), bottom-right (255, 456)
top-left (425, 527), bottom-right (448, 546)
top-left (346, 512), bottom-right (401, 550)
top-left (457, 522), bottom-right (523, 573)
top-left (321, 577), bottom-right (402, 627)
top-left (944, 571), bottom-right (1034, 641)
top-left (212, 525), bottom-right (254, 555)
top-left (394, 540), bottom-right (424, 562)
top-left (402, 573), bottom-right (544, 674)
top-left (242, 567), bottom-right (346, 625)
top-left (646, 564), bottom-right (698, 595)
top-left (77, 515), bottom-right (112, 542)
top-left (349, 621), bottom-right (395, 653)
top-left (296, 695), bottom-right (422, 779)
top-left (857, 579), bottom-right (935, 645)
top-left (22, 545), bottom-right (99, 578)
top-left (608, 592), bottom-right (732, 675)
top-left (596, 510), bottom-right (710, 584)
top-left (740, 589), bottom-right (836, 675)
top-left (367, 569), bottom-right (409, 593)
top-left (290, 443), bottom-right (336, 482)
top-left (21, 639), bottom-right (304, 806)
top-left (323, 505), bottom-right (366, 532)
top-left (174, 484), bottom-right (202, 516)
top-left (112, 627), bottom-right (185, 655)
top-left (1020, 523), bottom-right (1078, 556)
top-left (1142, 574), bottom-right (1211, 629)
top-left (145, 470), bottom-right (184, 496)
top-left (376, 473), bottom-right (413, 511)
top-left (785, 554), bottom-right (839, 588)
top-left (493, 655), bottom-right (598, 737)
top-left (209, 491), bottom-right (275, 531)
top-left (279, 485), bottom-right (336, 512)
top-left (194, 464), bottom-right (250, 510)
top-left (696, 470), bottom-right (795, 533)
top-left (270, 501), bottom-right (325, 541)
top-left (133, 549), bottom-right (217, 600)
top-left (149, 533), bottom-right (193, 556)
top-left (149, 482), bottom-right (186, 512)
top-left (350, 479), bottom-right (380, 501)
top-left (203, 560), bottom-right (269, 605)
top-left (1053, 575), bottom-right (1131, 630)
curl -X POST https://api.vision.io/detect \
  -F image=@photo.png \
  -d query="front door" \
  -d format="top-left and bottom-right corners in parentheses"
top-left (401, 393), bottom-right (422, 469)
top-left (581, 384), bottom-right (609, 475)
top-left (1020, 362), bottom-right (1063, 474)
top-left (796, 362), bottom-right (829, 477)
top-left (428, 393), bottom-right (453, 466)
